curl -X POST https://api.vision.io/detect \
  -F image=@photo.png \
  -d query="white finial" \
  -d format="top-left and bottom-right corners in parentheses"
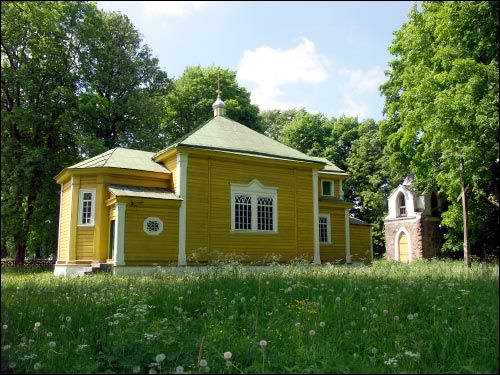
top-left (212, 74), bottom-right (225, 117)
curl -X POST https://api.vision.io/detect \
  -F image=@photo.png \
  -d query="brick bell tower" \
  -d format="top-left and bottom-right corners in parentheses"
top-left (384, 176), bottom-right (443, 262)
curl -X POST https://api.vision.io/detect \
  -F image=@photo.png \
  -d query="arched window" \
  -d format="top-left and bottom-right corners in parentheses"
top-left (396, 192), bottom-right (406, 217)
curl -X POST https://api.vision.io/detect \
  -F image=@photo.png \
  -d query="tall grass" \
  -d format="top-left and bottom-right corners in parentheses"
top-left (1, 260), bottom-right (498, 373)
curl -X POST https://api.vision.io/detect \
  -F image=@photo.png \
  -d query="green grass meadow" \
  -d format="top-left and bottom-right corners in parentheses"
top-left (1, 260), bottom-right (499, 374)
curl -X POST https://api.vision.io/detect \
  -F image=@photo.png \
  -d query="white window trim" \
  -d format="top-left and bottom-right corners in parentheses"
top-left (319, 213), bottom-right (331, 244)
top-left (143, 217), bottom-right (164, 236)
top-left (230, 179), bottom-right (278, 233)
top-left (78, 188), bottom-right (96, 226)
top-left (321, 179), bottom-right (334, 197)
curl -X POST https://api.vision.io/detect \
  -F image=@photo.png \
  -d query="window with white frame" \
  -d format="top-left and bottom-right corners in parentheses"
top-left (319, 213), bottom-right (331, 244)
top-left (78, 189), bottom-right (96, 225)
top-left (321, 180), bottom-right (333, 196)
top-left (231, 180), bottom-right (278, 232)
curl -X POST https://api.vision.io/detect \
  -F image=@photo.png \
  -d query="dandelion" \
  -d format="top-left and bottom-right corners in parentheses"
top-left (2, 345), bottom-right (11, 351)
top-left (148, 369), bottom-right (157, 374)
top-left (383, 309), bottom-right (389, 315)
top-left (319, 321), bottom-right (325, 328)
top-left (155, 353), bottom-right (166, 363)
top-left (384, 357), bottom-right (398, 366)
top-left (372, 313), bottom-right (378, 319)
top-left (66, 316), bottom-right (72, 323)
top-left (46, 332), bottom-right (53, 337)
top-left (2, 324), bottom-right (7, 330)
top-left (259, 339), bottom-right (268, 348)
top-left (34, 363), bottom-right (41, 370)
top-left (361, 306), bottom-right (367, 311)
top-left (199, 359), bottom-right (208, 367)
top-left (48, 341), bottom-right (56, 348)
top-left (407, 314), bottom-right (414, 320)
top-left (223, 351), bottom-right (232, 360)
top-left (132, 366), bottom-right (141, 373)
top-left (34, 322), bottom-right (41, 328)
top-left (295, 322), bottom-right (301, 328)
top-left (175, 366), bottom-right (184, 373)
top-left (309, 329), bottom-right (316, 336)
top-left (394, 316), bottom-right (400, 321)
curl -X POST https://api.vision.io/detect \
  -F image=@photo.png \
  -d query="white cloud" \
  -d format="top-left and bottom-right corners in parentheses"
top-left (143, 1), bottom-right (209, 17)
top-left (337, 66), bottom-right (385, 118)
top-left (340, 94), bottom-right (368, 118)
top-left (338, 66), bottom-right (385, 93)
top-left (237, 38), bottom-right (329, 110)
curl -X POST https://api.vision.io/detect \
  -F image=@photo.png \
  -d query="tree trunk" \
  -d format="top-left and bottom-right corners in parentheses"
top-left (460, 159), bottom-right (471, 267)
top-left (14, 240), bottom-right (26, 266)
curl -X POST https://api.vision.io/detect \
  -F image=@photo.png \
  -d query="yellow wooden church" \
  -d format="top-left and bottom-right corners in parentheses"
top-left (54, 93), bottom-right (372, 275)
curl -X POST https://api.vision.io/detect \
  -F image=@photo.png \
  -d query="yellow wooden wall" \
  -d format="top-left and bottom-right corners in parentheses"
top-left (185, 154), bottom-right (315, 262)
top-left (163, 154), bottom-right (177, 192)
top-left (57, 171), bottom-right (171, 264)
top-left (350, 224), bottom-right (372, 263)
top-left (124, 202), bottom-right (179, 264)
top-left (57, 181), bottom-right (72, 261)
top-left (318, 207), bottom-right (346, 261)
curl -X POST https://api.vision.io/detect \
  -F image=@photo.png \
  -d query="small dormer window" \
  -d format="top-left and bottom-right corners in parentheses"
top-left (397, 193), bottom-right (407, 217)
top-left (321, 180), bottom-right (333, 196)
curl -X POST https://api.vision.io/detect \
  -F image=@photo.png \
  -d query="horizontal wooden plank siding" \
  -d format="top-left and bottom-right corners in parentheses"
top-left (186, 154), bottom-right (315, 262)
top-left (319, 207), bottom-right (346, 261)
top-left (76, 226), bottom-right (94, 260)
top-left (350, 224), bottom-right (372, 263)
top-left (163, 154), bottom-right (177, 192)
top-left (124, 204), bottom-right (179, 264)
top-left (58, 182), bottom-right (72, 261)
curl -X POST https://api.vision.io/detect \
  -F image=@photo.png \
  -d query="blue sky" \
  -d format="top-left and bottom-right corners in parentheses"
top-left (97, 1), bottom-right (413, 119)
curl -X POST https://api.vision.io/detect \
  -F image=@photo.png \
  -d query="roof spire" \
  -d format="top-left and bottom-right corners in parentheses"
top-left (212, 73), bottom-right (225, 117)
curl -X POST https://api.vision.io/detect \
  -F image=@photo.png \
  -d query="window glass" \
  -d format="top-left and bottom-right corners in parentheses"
top-left (322, 180), bottom-right (332, 196)
top-left (235, 195), bottom-right (252, 230)
top-left (257, 196), bottom-right (274, 231)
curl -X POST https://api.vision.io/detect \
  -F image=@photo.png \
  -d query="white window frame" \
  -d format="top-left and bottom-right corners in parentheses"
top-left (230, 179), bottom-right (278, 233)
top-left (321, 179), bottom-right (334, 197)
top-left (78, 188), bottom-right (96, 226)
top-left (143, 217), bottom-right (164, 236)
top-left (319, 213), bottom-right (331, 244)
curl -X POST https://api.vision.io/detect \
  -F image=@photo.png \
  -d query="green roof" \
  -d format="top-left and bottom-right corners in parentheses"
top-left (154, 116), bottom-right (324, 164)
top-left (314, 157), bottom-right (346, 174)
top-left (69, 148), bottom-right (169, 174)
top-left (108, 184), bottom-right (180, 200)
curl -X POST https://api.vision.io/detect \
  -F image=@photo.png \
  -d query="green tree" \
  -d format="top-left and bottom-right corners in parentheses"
top-left (346, 119), bottom-right (392, 255)
top-left (1, 1), bottom-right (171, 263)
top-left (281, 111), bottom-right (330, 156)
top-left (163, 66), bottom-right (260, 143)
top-left (380, 1), bottom-right (499, 262)
top-left (1, 1), bottom-right (91, 263)
top-left (75, 9), bottom-right (171, 155)
top-left (324, 116), bottom-right (361, 171)
top-left (259, 109), bottom-right (302, 142)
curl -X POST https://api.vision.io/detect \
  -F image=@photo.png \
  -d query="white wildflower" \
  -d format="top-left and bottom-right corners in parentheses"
top-left (2, 324), bottom-right (7, 330)
top-left (155, 353), bottom-right (166, 363)
top-left (404, 350), bottom-right (421, 359)
top-left (34, 363), bottom-right (41, 370)
top-left (223, 351), bottom-right (232, 360)
top-left (175, 366), bottom-right (184, 373)
top-left (199, 359), bottom-right (208, 367)
top-left (319, 321), bottom-right (325, 328)
top-left (394, 316), bottom-right (400, 321)
top-left (372, 313), bottom-right (378, 319)
top-left (259, 339), bottom-right (268, 348)
top-left (66, 316), bottom-right (72, 323)
top-left (132, 366), bottom-right (141, 373)
top-left (361, 306), bottom-right (366, 311)
top-left (34, 322), bottom-right (41, 328)
top-left (46, 332), bottom-right (52, 337)
top-left (295, 322), bottom-right (301, 328)
top-left (383, 310), bottom-right (389, 315)
top-left (48, 341), bottom-right (56, 348)
top-left (384, 357), bottom-right (398, 366)
top-left (309, 329), bottom-right (316, 336)
top-left (407, 314), bottom-right (414, 320)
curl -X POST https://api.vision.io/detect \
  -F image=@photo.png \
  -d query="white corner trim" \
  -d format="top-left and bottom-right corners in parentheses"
top-left (339, 180), bottom-right (343, 199)
top-left (230, 179), bottom-right (278, 233)
top-left (319, 212), bottom-right (331, 244)
top-left (78, 188), bottom-right (96, 226)
top-left (394, 227), bottom-right (412, 262)
top-left (177, 153), bottom-right (188, 266)
top-left (57, 184), bottom-right (63, 260)
top-left (369, 226), bottom-right (374, 261)
top-left (312, 170), bottom-right (320, 264)
top-left (344, 209), bottom-right (351, 263)
top-left (114, 203), bottom-right (126, 266)
top-left (53, 264), bottom-right (92, 277)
